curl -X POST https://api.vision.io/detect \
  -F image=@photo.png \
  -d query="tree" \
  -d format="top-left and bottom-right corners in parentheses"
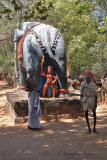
top-left (0, 0), bottom-right (53, 78)
top-left (1, 0), bottom-right (107, 79)
top-left (49, 0), bottom-right (99, 78)
top-left (0, 0), bottom-right (53, 22)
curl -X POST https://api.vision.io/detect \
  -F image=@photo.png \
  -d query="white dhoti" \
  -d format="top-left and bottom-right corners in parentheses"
top-left (28, 91), bottom-right (41, 128)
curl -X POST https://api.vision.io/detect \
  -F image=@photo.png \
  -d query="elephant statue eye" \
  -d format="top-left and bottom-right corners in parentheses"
top-left (56, 36), bottom-right (59, 39)
top-left (59, 57), bottom-right (64, 61)
top-left (52, 49), bottom-right (55, 55)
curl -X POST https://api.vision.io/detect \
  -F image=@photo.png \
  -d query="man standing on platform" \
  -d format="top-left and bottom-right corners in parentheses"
top-left (25, 68), bottom-right (42, 131)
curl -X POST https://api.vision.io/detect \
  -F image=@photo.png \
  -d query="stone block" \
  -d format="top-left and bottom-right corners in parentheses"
top-left (6, 90), bottom-right (82, 123)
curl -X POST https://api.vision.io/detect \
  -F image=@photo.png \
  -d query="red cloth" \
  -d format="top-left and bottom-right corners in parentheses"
top-left (84, 71), bottom-right (94, 77)
top-left (17, 28), bottom-right (33, 61)
top-left (17, 38), bottom-right (24, 60)
top-left (60, 89), bottom-right (69, 94)
top-left (17, 34), bottom-right (27, 61)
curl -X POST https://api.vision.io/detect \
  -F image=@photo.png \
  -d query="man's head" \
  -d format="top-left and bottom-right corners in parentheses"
top-left (84, 69), bottom-right (93, 83)
top-left (28, 68), bottom-right (35, 77)
top-left (85, 75), bottom-right (91, 84)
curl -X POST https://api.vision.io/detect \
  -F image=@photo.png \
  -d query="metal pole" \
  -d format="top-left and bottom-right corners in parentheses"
top-left (14, 42), bottom-right (18, 78)
top-left (67, 53), bottom-right (72, 77)
top-left (14, 6), bottom-right (22, 78)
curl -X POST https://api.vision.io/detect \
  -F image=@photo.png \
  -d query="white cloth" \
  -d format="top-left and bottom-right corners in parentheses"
top-left (80, 80), bottom-right (97, 111)
top-left (28, 91), bottom-right (41, 128)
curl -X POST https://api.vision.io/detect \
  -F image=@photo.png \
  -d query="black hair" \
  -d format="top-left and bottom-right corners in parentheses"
top-left (28, 68), bottom-right (35, 74)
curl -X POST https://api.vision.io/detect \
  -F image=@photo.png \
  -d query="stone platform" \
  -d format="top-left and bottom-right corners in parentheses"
top-left (6, 90), bottom-right (82, 123)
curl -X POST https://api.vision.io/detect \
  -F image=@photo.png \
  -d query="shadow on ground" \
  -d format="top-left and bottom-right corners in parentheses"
top-left (0, 110), bottom-right (107, 160)
top-left (0, 83), bottom-right (107, 160)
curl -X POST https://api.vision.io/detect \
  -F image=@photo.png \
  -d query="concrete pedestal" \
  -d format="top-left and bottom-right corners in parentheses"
top-left (6, 90), bottom-right (82, 123)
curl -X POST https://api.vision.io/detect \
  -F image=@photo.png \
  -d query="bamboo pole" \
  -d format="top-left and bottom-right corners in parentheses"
top-left (67, 53), bottom-right (72, 78)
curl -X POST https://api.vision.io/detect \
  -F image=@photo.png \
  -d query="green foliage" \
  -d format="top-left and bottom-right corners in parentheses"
top-left (23, 0), bottom-right (53, 21)
top-left (0, 41), bottom-right (14, 74)
top-left (0, 54), bottom-right (14, 73)
top-left (89, 35), bottom-right (107, 75)
top-left (49, 0), bottom-right (99, 78)
top-left (0, 0), bottom-right (53, 21)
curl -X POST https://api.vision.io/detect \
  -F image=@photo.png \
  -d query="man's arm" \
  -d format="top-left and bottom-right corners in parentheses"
top-left (80, 82), bottom-right (84, 99)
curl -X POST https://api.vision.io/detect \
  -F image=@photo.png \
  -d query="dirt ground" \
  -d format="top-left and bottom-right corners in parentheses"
top-left (0, 81), bottom-right (107, 160)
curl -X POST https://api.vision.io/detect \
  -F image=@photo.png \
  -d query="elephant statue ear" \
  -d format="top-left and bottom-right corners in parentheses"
top-left (13, 29), bottom-right (24, 42)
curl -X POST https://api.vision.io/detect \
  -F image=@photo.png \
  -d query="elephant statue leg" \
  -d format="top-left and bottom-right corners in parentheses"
top-left (51, 58), bottom-right (67, 89)
top-left (50, 32), bottom-right (68, 89)
top-left (18, 63), bottom-right (27, 88)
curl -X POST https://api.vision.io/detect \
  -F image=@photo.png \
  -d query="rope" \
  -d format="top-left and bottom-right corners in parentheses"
top-left (17, 28), bottom-right (48, 61)
top-left (51, 30), bottom-right (61, 55)
top-left (17, 26), bottom-right (60, 61)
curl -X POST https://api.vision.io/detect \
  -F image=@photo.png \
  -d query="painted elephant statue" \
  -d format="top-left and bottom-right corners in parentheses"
top-left (14, 22), bottom-right (67, 92)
